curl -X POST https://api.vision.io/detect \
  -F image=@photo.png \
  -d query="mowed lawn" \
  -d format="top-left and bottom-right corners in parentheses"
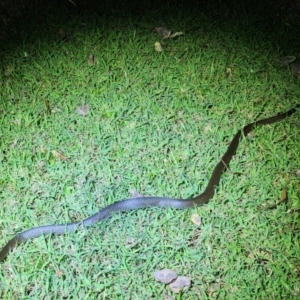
top-left (0, 0), bottom-right (299, 299)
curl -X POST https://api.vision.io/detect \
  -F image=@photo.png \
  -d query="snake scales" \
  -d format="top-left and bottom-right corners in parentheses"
top-left (0, 106), bottom-right (298, 261)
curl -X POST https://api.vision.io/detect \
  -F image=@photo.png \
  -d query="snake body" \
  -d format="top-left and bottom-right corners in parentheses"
top-left (0, 106), bottom-right (298, 261)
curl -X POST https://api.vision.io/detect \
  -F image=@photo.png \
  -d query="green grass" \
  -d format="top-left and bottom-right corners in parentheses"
top-left (0, 0), bottom-right (300, 299)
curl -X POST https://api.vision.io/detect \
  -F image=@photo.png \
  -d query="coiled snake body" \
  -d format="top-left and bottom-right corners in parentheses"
top-left (0, 106), bottom-right (298, 261)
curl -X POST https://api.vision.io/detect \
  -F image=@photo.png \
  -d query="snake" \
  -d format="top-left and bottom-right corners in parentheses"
top-left (0, 106), bottom-right (298, 261)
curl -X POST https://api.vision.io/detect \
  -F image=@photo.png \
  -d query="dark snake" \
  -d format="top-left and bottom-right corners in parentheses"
top-left (0, 106), bottom-right (298, 261)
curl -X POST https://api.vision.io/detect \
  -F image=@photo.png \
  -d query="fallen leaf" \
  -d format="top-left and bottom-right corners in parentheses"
top-left (226, 67), bottom-right (232, 77)
top-left (154, 269), bottom-right (178, 284)
top-left (4, 66), bottom-right (13, 76)
top-left (191, 214), bottom-right (201, 226)
top-left (281, 189), bottom-right (287, 201)
top-left (155, 26), bottom-right (171, 39)
top-left (281, 56), bottom-right (296, 66)
top-left (77, 104), bottom-right (90, 116)
top-left (88, 54), bottom-right (95, 65)
top-left (259, 188), bottom-right (288, 210)
top-left (207, 279), bottom-right (222, 297)
top-left (51, 150), bottom-right (70, 161)
top-left (169, 276), bottom-right (191, 293)
top-left (169, 31), bottom-right (184, 38)
top-left (129, 189), bottom-right (144, 198)
top-left (291, 62), bottom-right (300, 77)
top-left (155, 42), bottom-right (163, 52)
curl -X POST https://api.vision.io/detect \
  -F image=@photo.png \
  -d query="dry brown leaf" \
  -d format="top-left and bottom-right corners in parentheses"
top-left (129, 189), bottom-right (144, 198)
top-left (155, 26), bottom-right (171, 39)
top-left (281, 56), bottom-right (296, 66)
top-left (154, 269), bottom-right (178, 284)
top-left (281, 189), bottom-right (287, 201)
top-left (169, 31), bottom-right (184, 38)
top-left (88, 54), bottom-right (95, 65)
top-left (169, 276), bottom-right (191, 293)
top-left (291, 62), bottom-right (300, 76)
top-left (77, 104), bottom-right (90, 116)
top-left (207, 280), bottom-right (221, 297)
top-left (155, 42), bottom-right (163, 52)
top-left (226, 67), bottom-right (232, 77)
top-left (259, 188), bottom-right (289, 210)
top-left (51, 150), bottom-right (70, 161)
top-left (191, 214), bottom-right (201, 226)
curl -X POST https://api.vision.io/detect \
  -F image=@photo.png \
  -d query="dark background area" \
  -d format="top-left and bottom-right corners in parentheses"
top-left (1, 0), bottom-right (300, 55)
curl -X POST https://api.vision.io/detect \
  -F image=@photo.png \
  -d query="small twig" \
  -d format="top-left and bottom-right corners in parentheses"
top-left (221, 158), bottom-right (242, 175)
top-left (259, 189), bottom-right (288, 210)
